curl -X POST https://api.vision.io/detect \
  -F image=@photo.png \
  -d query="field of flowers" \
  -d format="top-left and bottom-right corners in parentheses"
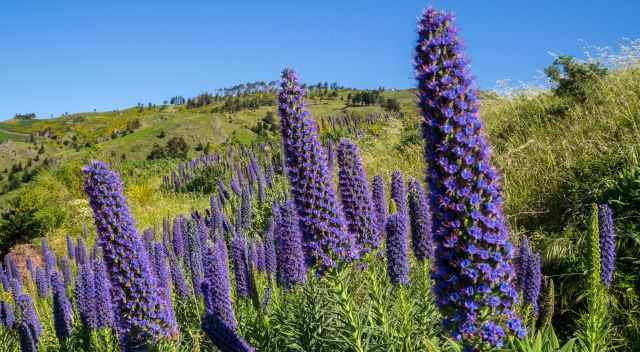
top-left (0, 7), bottom-right (623, 352)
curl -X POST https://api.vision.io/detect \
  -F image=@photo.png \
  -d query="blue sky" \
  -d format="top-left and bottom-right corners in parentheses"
top-left (1, 0), bottom-right (638, 119)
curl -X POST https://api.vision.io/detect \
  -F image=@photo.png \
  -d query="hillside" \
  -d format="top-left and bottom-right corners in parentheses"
top-left (0, 60), bottom-right (639, 349)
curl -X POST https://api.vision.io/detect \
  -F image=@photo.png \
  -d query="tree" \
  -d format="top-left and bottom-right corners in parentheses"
top-left (165, 136), bottom-right (189, 159)
top-left (147, 143), bottom-right (166, 160)
top-left (544, 55), bottom-right (607, 101)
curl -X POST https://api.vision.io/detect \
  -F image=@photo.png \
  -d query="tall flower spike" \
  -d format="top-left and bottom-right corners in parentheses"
top-left (202, 314), bottom-right (255, 352)
top-left (278, 68), bottom-right (356, 269)
top-left (75, 263), bottom-right (97, 329)
top-left (407, 178), bottom-right (433, 260)
top-left (202, 238), bottom-right (237, 329)
top-left (51, 272), bottom-right (73, 342)
top-left (523, 253), bottom-right (541, 317)
top-left (231, 234), bottom-right (251, 299)
top-left (151, 243), bottom-right (178, 335)
top-left (168, 253), bottom-right (189, 299)
top-left (371, 175), bottom-right (387, 235)
top-left (264, 218), bottom-right (278, 276)
top-left (185, 219), bottom-right (205, 297)
top-left (17, 294), bottom-right (42, 339)
top-left (415, 8), bottom-right (523, 347)
top-left (60, 258), bottom-right (72, 288)
top-left (385, 213), bottom-right (409, 285)
top-left (390, 171), bottom-right (407, 214)
top-left (93, 258), bottom-right (115, 329)
top-left (66, 234), bottom-right (75, 261)
top-left (516, 237), bottom-right (531, 291)
top-left (18, 321), bottom-right (38, 352)
top-left (35, 267), bottom-right (49, 298)
top-left (240, 186), bottom-right (253, 230)
top-left (172, 216), bottom-right (185, 258)
top-left (275, 201), bottom-right (306, 290)
top-left (336, 138), bottom-right (379, 253)
top-left (82, 161), bottom-right (174, 348)
top-left (598, 204), bottom-right (615, 288)
top-left (0, 301), bottom-right (15, 328)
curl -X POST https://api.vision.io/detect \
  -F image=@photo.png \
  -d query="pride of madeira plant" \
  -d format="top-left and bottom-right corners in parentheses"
top-left (415, 7), bottom-right (524, 349)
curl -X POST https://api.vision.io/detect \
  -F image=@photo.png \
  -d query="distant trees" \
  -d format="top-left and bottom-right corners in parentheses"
top-left (14, 113), bottom-right (36, 120)
top-left (147, 136), bottom-right (190, 160)
top-left (544, 55), bottom-right (607, 101)
top-left (346, 90), bottom-right (401, 112)
top-left (170, 96), bottom-right (186, 105)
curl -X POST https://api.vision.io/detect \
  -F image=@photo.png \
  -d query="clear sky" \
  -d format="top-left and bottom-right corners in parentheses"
top-left (1, 1), bottom-right (638, 119)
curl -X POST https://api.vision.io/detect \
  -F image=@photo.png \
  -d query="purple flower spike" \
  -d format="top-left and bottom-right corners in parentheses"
top-left (516, 237), bottom-right (531, 291)
top-left (371, 175), bottom-right (387, 235)
top-left (173, 216), bottom-right (185, 259)
top-left (60, 258), bottom-right (72, 288)
top-left (35, 267), bottom-right (49, 298)
top-left (1, 301), bottom-right (15, 328)
top-left (82, 160), bottom-right (175, 347)
top-left (385, 213), bottom-right (409, 286)
top-left (275, 201), bottom-right (306, 290)
top-left (185, 219), bottom-right (205, 297)
top-left (598, 204), bottom-right (616, 288)
top-left (75, 263), bottom-right (97, 329)
top-left (278, 68), bottom-right (356, 270)
top-left (390, 171), bottom-right (407, 214)
top-left (51, 272), bottom-right (73, 342)
top-left (202, 238), bottom-right (237, 330)
top-left (93, 258), bottom-right (115, 329)
top-left (256, 241), bottom-right (266, 272)
top-left (523, 253), bottom-right (541, 316)
top-left (415, 8), bottom-right (523, 346)
top-left (17, 294), bottom-right (42, 339)
top-left (202, 314), bottom-right (255, 352)
top-left (264, 219), bottom-right (277, 276)
top-left (66, 234), bottom-right (75, 261)
top-left (151, 243), bottom-right (178, 335)
top-left (168, 253), bottom-right (189, 299)
top-left (18, 321), bottom-right (38, 352)
top-left (337, 139), bottom-right (380, 253)
top-left (231, 234), bottom-right (251, 299)
top-left (241, 186), bottom-right (253, 230)
top-left (407, 178), bottom-right (433, 260)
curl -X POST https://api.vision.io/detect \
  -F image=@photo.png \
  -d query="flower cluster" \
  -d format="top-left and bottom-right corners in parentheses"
top-left (82, 161), bottom-right (174, 348)
top-left (385, 212), bottom-right (409, 285)
top-left (414, 8), bottom-right (523, 347)
top-left (278, 68), bottom-right (356, 269)
top-left (371, 175), bottom-right (387, 235)
top-left (337, 138), bottom-right (380, 252)
top-left (275, 201), bottom-right (306, 289)
top-left (598, 204), bottom-right (616, 288)
top-left (407, 178), bottom-right (433, 260)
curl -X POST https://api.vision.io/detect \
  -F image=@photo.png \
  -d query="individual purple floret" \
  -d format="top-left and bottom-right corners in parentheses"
top-left (336, 139), bottom-right (380, 253)
top-left (82, 160), bottom-right (175, 347)
top-left (202, 238), bottom-right (237, 329)
top-left (51, 272), bottom-right (73, 342)
top-left (523, 253), bottom-right (542, 316)
top-left (390, 171), bottom-right (407, 214)
top-left (278, 68), bottom-right (356, 269)
top-left (385, 213), bottom-right (409, 285)
top-left (371, 175), bottom-right (387, 235)
top-left (415, 8), bottom-right (523, 347)
top-left (407, 178), bottom-right (433, 260)
top-left (598, 204), bottom-right (616, 288)
top-left (173, 216), bottom-right (185, 259)
top-left (17, 294), bottom-right (42, 339)
top-left (93, 258), bottom-right (115, 329)
top-left (0, 301), bottom-right (15, 328)
top-left (275, 201), bottom-right (306, 290)
top-left (231, 234), bottom-right (251, 298)
top-left (35, 267), bottom-right (49, 298)
top-left (66, 234), bottom-right (75, 261)
top-left (202, 314), bottom-right (255, 352)
top-left (75, 263), bottom-right (97, 329)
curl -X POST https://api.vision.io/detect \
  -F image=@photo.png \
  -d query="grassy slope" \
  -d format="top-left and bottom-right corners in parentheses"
top-left (2, 67), bottom-right (639, 256)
